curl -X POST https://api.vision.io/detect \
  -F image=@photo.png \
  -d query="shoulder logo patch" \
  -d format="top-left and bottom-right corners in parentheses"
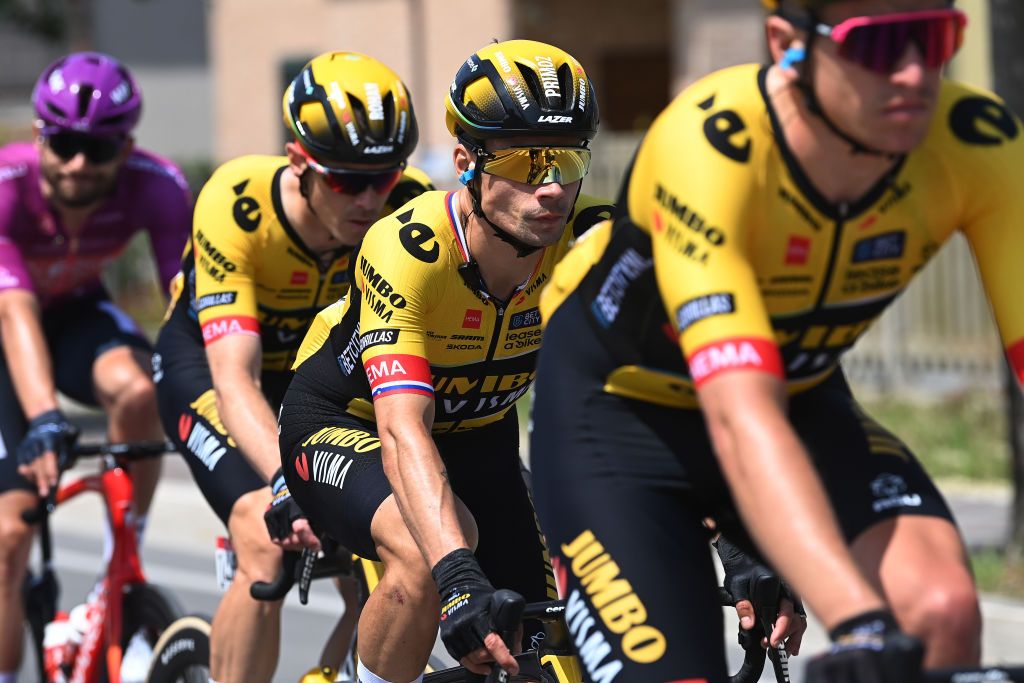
top-left (949, 96), bottom-right (1020, 146)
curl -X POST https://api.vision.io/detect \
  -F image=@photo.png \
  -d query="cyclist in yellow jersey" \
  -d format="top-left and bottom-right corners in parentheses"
top-left (278, 40), bottom-right (614, 683)
top-left (530, 0), bottom-right (1022, 681)
top-left (153, 52), bottom-right (432, 683)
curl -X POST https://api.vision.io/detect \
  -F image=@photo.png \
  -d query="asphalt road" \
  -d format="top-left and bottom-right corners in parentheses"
top-left (15, 411), bottom-right (1023, 682)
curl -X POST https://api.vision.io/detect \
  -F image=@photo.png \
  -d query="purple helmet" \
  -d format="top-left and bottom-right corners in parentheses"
top-left (32, 52), bottom-right (142, 136)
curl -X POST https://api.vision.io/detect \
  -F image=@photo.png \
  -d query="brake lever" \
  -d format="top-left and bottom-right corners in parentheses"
top-left (297, 548), bottom-right (316, 605)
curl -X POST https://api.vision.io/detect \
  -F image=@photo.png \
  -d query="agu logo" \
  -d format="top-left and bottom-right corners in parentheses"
top-left (462, 309), bottom-right (482, 329)
top-left (295, 452), bottom-right (310, 481)
top-left (178, 414), bottom-right (193, 442)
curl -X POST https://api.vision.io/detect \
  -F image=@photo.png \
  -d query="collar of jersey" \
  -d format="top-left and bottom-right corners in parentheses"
top-left (444, 190), bottom-right (546, 305)
top-left (445, 191), bottom-right (471, 262)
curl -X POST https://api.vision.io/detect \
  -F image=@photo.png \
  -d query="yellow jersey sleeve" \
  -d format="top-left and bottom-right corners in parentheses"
top-left (628, 70), bottom-right (782, 386)
top-left (191, 157), bottom-right (264, 345)
top-left (947, 88), bottom-right (1024, 383)
top-left (354, 207), bottom-right (448, 400)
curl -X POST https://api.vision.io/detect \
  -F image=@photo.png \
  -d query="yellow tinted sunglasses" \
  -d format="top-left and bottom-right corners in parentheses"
top-left (481, 146), bottom-right (592, 186)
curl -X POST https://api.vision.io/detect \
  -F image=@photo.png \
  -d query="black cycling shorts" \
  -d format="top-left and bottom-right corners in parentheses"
top-left (0, 292), bottom-right (151, 494)
top-left (154, 305), bottom-right (291, 524)
top-left (529, 293), bottom-right (955, 683)
top-left (278, 397), bottom-right (556, 649)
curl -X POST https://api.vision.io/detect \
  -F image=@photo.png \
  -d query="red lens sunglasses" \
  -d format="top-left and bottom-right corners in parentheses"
top-left (815, 8), bottom-right (967, 74)
top-left (297, 146), bottom-right (404, 196)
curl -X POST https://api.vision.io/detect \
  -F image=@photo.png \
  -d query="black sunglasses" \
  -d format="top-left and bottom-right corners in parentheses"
top-left (46, 132), bottom-right (126, 164)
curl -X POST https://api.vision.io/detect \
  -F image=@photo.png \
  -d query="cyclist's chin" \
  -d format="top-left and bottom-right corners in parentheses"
top-left (54, 180), bottom-right (111, 208)
top-left (521, 217), bottom-right (567, 246)
top-left (327, 220), bottom-right (371, 247)
top-left (865, 112), bottom-right (934, 155)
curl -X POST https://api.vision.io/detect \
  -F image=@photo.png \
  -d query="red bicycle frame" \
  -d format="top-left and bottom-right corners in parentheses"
top-left (54, 462), bottom-right (146, 683)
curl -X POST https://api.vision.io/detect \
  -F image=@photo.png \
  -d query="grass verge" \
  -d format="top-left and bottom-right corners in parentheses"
top-left (971, 550), bottom-right (1024, 600)
top-left (858, 393), bottom-right (1010, 481)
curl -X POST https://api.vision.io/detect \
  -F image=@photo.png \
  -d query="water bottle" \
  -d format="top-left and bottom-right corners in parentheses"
top-left (42, 611), bottom-right (79, 683)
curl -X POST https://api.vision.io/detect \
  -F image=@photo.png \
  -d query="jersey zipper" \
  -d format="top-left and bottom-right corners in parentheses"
top-left (448, 298), bottom-right (506, 433)
top-left (812, 201), bottom-right (849, 311)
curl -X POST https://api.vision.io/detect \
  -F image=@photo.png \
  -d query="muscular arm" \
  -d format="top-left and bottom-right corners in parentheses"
top-left (698, 370), bottom-right (885, 630)
top-left (0, 289), bottom-right (58, 418)
top-left (375, 392), bottom-right (468, 566)
top-left (206, 334), bottom-right (280, 482)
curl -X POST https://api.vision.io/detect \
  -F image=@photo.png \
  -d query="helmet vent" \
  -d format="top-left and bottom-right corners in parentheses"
top-left (348, 98), bottom-right (370, 143)
top-left (558, 64), bottom-right (575, 110)
top-left (518, 67), bottom-right (547, 110)
top-left (76, 85), bottom-right (95, 118)
top-left (99, 113), bottom-right (126, 128)
top-left (44, 102), bottom-right (67, 119)
top-left (381, 91), bottom-right (396, 141)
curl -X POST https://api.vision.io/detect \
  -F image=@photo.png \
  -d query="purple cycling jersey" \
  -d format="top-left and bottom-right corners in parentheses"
top-left (0, 142), bottom-right (191, 308)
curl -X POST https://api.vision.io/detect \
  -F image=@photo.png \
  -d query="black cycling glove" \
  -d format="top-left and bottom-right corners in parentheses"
top-left (263, 467), bottom-right (305, 541)
top-left (805, 609), bottom-right (924, 683)
top-left (16, 409), bottom-right (78, 468)
top-left (432, 548), bottom-right (498, 662)
top-left (714, 534), bottom-right (804, 619)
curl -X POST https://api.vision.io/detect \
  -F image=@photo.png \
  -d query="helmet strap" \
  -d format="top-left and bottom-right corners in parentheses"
top-left (466, 180), bottom-right (542, 258)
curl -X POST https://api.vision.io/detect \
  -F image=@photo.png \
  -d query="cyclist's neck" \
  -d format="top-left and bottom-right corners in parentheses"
top-left (767, 67), bottom-right (903, 206)
top-left (456, 188), bottom-right (544, 303)
top-left (39, 183), bottom-right (104, 236)
top-left (279, 167), bottom-right (353, 258)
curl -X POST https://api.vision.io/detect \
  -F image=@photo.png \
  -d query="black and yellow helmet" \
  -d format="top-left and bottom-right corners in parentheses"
top-left (445, 39), bottom-right (599, 144)
top-left (283, 51), bottom-right (417, 168)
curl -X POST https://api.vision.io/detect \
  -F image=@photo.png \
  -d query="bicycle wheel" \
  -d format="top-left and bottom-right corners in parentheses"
top-left (107, 583), bottom-right (187, 683)
top-left (144, 614), bottom-right (211, 683)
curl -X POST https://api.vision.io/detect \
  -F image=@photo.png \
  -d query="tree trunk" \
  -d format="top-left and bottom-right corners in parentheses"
top-left (990, 0), bottom-right (1024, 558)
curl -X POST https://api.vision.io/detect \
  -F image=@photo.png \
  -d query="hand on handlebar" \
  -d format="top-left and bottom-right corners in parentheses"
top-left (805, 609), bottom-right (924, 683)
top-left (16, 409), bottom-right (79, 497)
top-left (264, 468), bottom-right (320, 551)
top-left (432, 548), bottom-right (520, 676)
top-left (715, 533), bottom-right (807, 654)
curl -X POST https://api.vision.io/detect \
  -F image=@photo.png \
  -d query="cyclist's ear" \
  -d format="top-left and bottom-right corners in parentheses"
top-left (285, 141), bottom-right (310, 176)
top-left (766, 13), bottom-right (806, 70)
top-left (453, 143), bottom-right (476, 180)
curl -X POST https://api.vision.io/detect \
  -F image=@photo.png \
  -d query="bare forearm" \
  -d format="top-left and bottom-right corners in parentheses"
top-left (215, 377), bottom-right (282, 483)
top-left (708, 406), bottom-right (884, 628)
top-left (0, 295), bottom-right (58, 417)
top-left (382, 426), bottom-right (468, 567)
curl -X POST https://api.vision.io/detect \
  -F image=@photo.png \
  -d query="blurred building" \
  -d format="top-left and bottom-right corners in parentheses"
top-left (205, 0), bottom-right (764, 180)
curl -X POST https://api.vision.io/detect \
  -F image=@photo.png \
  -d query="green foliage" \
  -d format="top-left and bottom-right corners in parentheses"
top-left (859, 394), bottom-right (1010, 482)
top-left (971, 549), bottom-right (1024, 599)
top-left (102, 157), bottom-right (214, 335)
top-left (176, 158), bottom-right (216, 196)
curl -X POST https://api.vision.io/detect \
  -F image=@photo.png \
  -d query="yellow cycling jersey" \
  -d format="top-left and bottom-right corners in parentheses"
top-left (167, 154), bottom-right (433, 371)
top-left (292, 189), bottom-right (614, 432)
top-left (542, 64), bottom-right (1024, 408)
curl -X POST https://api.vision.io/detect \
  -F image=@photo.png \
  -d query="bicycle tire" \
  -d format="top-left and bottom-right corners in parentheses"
top-left (144, 614), bottom-right (211, 683)
top-left (103, 583), bottom-right (186, 683)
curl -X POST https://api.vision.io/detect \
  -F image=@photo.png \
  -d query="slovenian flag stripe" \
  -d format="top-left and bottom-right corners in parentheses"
top-left (365, 353), bottom-right (435, 400)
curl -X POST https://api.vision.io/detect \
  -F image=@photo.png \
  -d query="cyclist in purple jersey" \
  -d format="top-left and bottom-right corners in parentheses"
top-left (0, 52), bottom-right (191, 680)
top-left (0, 143), bottom-right (189, 306)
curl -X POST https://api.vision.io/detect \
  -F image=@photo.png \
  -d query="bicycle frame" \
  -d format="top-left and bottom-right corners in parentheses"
top-left (48, 460), bottom-right (146, 683)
